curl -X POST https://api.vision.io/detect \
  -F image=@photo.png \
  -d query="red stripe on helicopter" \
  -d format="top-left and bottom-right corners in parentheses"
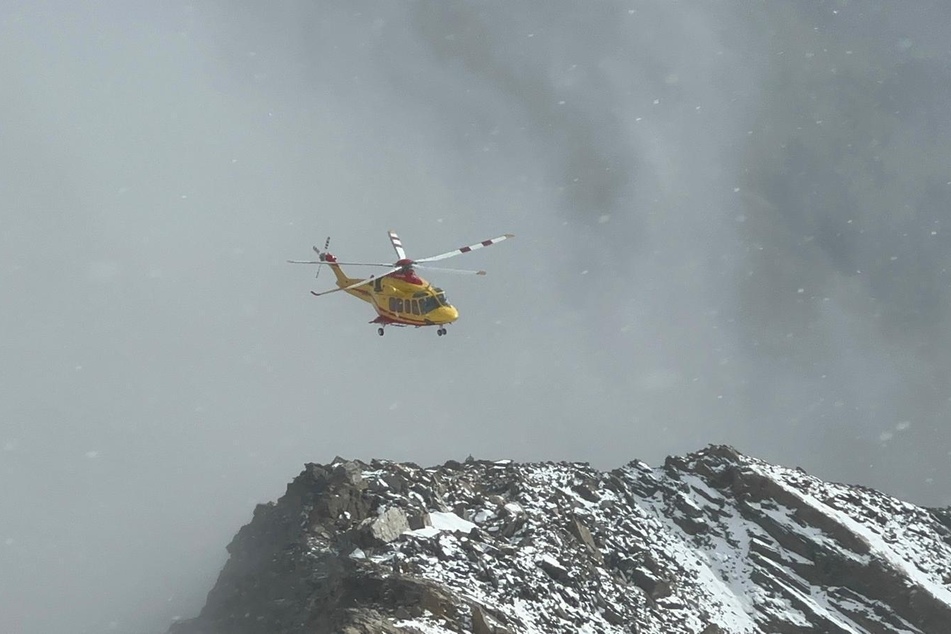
top-left (372, 313), bottom-right (428, 327)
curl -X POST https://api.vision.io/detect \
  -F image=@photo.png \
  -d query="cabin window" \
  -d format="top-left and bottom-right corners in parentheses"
top-left (389, 297), bottom-right (398, 312)
top-left (395, 298), bottom-right (404, 313)
top-left (411, 300), bottom-right (420, 315)
top-left (436, 292), bottom-right (449, 307)
top-left (419, 296), bottom-right (438, 314)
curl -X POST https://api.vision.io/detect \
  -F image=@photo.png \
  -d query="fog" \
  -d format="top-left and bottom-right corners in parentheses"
top-left (2, 2), bottom-right (950, 633)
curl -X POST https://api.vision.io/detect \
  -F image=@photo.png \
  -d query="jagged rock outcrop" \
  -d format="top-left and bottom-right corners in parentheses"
top-left (169, 447), bottom-right (951, 633)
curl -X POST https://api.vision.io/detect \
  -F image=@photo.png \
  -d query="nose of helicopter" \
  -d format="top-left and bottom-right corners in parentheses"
top-left (436, 305), bottom-right (459, 323)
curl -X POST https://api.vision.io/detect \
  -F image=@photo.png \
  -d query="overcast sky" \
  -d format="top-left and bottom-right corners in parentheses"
top-left (2, 2), bottom-right (951, 633)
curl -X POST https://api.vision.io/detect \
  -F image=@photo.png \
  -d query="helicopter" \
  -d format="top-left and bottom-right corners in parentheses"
top-left (288, 231), bottom-right (513, 336)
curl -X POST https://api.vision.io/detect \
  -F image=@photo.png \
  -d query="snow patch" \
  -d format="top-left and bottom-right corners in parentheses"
top-left (429, 511), bottom-right (477, 534)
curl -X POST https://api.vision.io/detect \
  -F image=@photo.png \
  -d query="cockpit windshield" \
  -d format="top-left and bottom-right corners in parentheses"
top-left (412, 288), bottom-right (452, 315)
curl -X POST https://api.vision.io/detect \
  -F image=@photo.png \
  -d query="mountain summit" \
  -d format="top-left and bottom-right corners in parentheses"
top-left (169, 446), bottom-right (951, 633)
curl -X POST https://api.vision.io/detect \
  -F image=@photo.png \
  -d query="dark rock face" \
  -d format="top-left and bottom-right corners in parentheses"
top-left (169, 448), bottom-right (951, 633)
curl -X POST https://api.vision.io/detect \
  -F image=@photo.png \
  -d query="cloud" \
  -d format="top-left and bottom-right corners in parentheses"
top-left (2, 2), bottom-right (950, 633)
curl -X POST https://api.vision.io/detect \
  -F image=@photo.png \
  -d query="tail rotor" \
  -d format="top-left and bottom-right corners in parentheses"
top-left (313, 237), bottom-right (331, 281)
top-left (287, 236), bottom-right (332, 279)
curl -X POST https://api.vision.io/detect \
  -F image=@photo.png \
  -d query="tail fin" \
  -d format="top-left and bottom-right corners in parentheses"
top-left (311, 238), bottom-right (361, 290)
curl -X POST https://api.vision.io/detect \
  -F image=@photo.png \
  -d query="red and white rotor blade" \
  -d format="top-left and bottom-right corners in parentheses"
top-left (414, 233), bottom-right (514, 263)
top-left (310, 268), bottom-right (400, 297)
top-left (388, 230), bottom-right (407, 261)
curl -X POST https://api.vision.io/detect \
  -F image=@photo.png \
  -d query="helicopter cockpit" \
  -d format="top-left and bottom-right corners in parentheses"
top-left (386, 288), bottom-right (452, 316)
top-left (418, 289), bottom-right (451, 314)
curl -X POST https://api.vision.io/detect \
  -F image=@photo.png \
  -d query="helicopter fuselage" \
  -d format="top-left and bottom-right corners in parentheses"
top-left (291, 230), bottom-right (512, 335)
top-left (327, 260), bottom-right (459, 327)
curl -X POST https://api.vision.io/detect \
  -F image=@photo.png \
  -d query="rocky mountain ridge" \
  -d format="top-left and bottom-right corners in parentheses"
top-left (170, 446), bottom-right (951, 633)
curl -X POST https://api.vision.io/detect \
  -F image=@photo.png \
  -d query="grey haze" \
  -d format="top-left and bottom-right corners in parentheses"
top-left (1, 2), bottom-right (950, 633)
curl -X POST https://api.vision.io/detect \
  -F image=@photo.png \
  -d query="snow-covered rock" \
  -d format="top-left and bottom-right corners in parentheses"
top-left (169, 447), bottom-right (951, 634)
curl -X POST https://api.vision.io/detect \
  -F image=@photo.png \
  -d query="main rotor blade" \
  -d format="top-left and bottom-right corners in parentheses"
top-left (415, 264), bottom-right (487, 276)
top-left (309, 267), bottom-right (401, 297)
top-left (414, 233), bottom-right (514, 263)
top-left (289, 259), bottom-right (394, 268)
top-left (388, 230), bottom-right (407, 260)
top-left (327, 261), bottom-right (396, 268)
top-left (306, 245), bottom-right (394, 268)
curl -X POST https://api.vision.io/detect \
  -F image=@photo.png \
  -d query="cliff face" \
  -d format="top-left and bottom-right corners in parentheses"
top-left (169, 446), bottom-right (951, 634)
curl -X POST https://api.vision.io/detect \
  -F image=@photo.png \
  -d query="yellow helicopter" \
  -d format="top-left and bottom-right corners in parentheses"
top-left (288, 231), bottom-right (513, 336)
